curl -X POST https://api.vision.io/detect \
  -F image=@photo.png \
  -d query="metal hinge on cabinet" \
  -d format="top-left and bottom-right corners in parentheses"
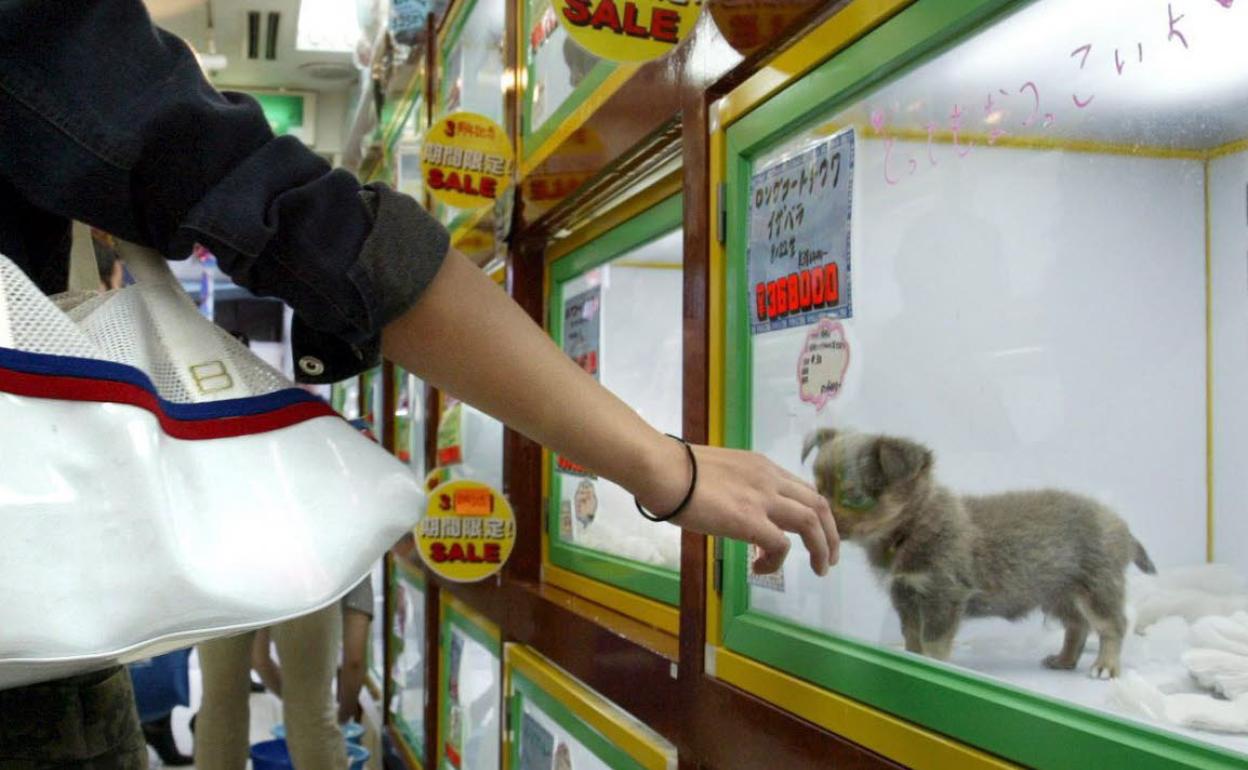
top-left (716, 182), bottom-right (727, 245)
top-left (712, 537), bottom-right (725, 594)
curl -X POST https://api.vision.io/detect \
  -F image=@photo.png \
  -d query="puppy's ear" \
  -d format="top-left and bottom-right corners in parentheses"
top-left (875, 437), bottom-right (933, 484)
top-left (801, 429), bottom-right (837, 462)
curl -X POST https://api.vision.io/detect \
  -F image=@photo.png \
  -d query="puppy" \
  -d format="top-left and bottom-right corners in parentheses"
top-left (802, 429), bottom-right (1156, 678)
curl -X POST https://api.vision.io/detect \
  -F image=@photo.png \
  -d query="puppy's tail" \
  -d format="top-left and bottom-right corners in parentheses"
top-left (801, 429), bottom-right (837, 462)
top-left (1132, 537), bottom-right (1157, 575)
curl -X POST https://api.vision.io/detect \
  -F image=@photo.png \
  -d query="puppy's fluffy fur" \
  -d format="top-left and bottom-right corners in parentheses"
top-left (803, 429), bottom-right (1156, 678)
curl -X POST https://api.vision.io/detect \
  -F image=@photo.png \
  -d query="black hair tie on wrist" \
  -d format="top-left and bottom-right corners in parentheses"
top-left (635, 434), bottom-right (697, 523)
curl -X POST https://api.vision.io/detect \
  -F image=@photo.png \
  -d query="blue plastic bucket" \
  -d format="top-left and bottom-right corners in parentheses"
top-left (248, 739), bottom-right (293, 770)
top-left (271, 721), bottom-right (365, 744)
top-left (249, 739), bottom-right (369, 769)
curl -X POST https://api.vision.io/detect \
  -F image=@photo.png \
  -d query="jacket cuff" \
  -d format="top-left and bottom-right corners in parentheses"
top-left (347, 182), bottom-right (450, 339)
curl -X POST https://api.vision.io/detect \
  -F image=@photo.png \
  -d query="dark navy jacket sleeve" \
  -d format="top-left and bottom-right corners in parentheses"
top-left (0, 0), bottom-right (447, 381)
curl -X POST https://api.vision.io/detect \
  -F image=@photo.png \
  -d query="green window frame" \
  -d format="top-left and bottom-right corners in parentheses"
top-left (520, 0), bottom-right (618, 161)
top-left (508, 669), bottom-right (647, 770)
top-left (719, 1), bottom-right (1244, 768)
top-left (389, 563), bottom-right (428, 763)
top-left (439, 602), bottom-right (502, 770)
top-left (546, 194), bottom-right (684, 606)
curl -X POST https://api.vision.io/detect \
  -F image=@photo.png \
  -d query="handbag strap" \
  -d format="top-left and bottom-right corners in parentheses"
top-left (113, 240), bottom-right (248, 401)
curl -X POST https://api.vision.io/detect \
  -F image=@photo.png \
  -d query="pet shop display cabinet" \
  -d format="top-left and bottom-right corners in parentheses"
top-left (434, 0), bottom-right (509, 241)
top-left (431, 268), bottom-right (509, 493)
top-left (395, 61), bottom-right (431, 206)
top-left (397, 369), bottom-right (431, 480)
top-left (504, 645), bottom-right (677, 770)
top-left (709, 0), bottom-right (1248, 768)
top-left (439, 593), bottom-right (504, 770)
top-left (545, 183), bottom-right (685, 631)
top-left (390, 560), bottom-right (431, 769)
top-left (518, 0), bottom-right (619, 218)
top-left (331, 376), bottom-right (362, 422)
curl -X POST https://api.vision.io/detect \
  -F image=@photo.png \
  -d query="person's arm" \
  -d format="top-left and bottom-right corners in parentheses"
top-left (3, 1), bottom-right (837, 574)
top-left (383, 251), bottom-right (839, 575)
top-left (337, 608), bottom-right (372, 724)
top-left (250, 629), bottom-right (282, 698)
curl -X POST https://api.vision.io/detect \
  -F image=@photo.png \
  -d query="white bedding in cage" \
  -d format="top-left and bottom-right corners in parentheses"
top-left (911, 566), bottom-right (1248, 754)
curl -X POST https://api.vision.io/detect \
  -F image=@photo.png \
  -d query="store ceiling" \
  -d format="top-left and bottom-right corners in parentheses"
top-left (145, 0), bottom-right (360, 93)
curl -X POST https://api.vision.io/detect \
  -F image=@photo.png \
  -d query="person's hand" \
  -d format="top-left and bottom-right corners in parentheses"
top-left (634, 439), bottom-right (839, 576)
top-left (337, 692), bottom-right (360, 725)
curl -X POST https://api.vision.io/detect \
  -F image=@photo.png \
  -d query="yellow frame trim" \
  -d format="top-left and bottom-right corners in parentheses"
top-left (395, 554), bottom-right (428, 585)
top-left (444, 591), bottom-right (502, 642)
top-left (1204, 161), bottom-right (1215, 562)
top-left (381, 72), bottom-right (427, 153)
top-left (436, 0), bottom-right (468, 51)
top-left (715, 0), bottom-right (917, 129)
top-left (881, 125), bottom-right (1207, 160)
top-left (541, 561), bottom-right (680, 635)
top-left (612, 260), bottom-right (682, 270)
top-left (544, 171), bottom-right (683, 263)
top-left (392, 719), bottom-right (427, 770)
top-left (449, 206), bottom-right (494, 249)
top-left (505, 645), bottom-right (676, 770)
top-left (714, 648), bottom-right (1017, 770)
top-left (519, 64), bottom-right (642, 178)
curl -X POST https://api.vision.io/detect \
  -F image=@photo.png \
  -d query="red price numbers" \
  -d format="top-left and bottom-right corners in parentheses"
top-left (756, 263), bottom-right (840, 323)
top-left (573, 350), bottom-right (598, 376)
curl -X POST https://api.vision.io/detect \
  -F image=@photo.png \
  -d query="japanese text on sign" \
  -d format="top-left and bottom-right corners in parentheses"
top-left (416, 480), bottom-right (516, 582)
top-left (556, 0), bottom-right (702, 63)
top-left (422, 112), bottom-right (514, 209)
top-left (747, 127), bottom-right (854, 334)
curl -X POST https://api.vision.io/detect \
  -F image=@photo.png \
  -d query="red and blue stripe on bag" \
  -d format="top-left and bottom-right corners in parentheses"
top-left (0, 346), bottom-right (338, 440)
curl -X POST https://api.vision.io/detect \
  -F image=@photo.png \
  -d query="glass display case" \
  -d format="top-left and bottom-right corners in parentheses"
top-left (520, 0), bottom-right (614, 163)
top-left (389, 560), bottom-right (429, 766)
top-left (367, 557), bottom-right (387, 694)
top-left (435, 396), bottom-right (505, 493)
top-left (331, 376), bottom-right (361, 420)
top-left (361, 366), bottom-right (385, 444)
top-left (436, 0), bottom-right (507, 232)
top-left (505, 645), bottom-right (677, 770)
top-left (713, 0), bottom-right (1248, 767)
top-left (546, 193), bottom-right (684, 618)
top-left (439, 595), bottom-right (502, 770)
top-left (398, 368), bottom-right (429, 475)
top-left (396, 86), bottom-right (428, 202)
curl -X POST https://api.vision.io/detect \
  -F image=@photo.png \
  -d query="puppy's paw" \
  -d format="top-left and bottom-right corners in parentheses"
top-left (1042, 654), bottom-right (1078, 671)
top-left (1089, 661), bottom-right (1120, 679)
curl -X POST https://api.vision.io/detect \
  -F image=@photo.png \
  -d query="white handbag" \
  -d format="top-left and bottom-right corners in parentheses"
top-left (0, 240), bottom-right (423, 689)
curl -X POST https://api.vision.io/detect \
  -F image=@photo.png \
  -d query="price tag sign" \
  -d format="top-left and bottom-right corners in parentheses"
top-left (797, 317), bottom-right (850, 412)
top-left (422, 112), bottom-right (514, 209)
top-left (518, 712), bottom-right (555, 770)
top-left (557, 0), bottom-right (703, 63)
top-left (416, 480), bottom-right (516, 582)
top-left (747, 127), bottom-right (854, 334)
top-left (436, 401), bottom-right (464, 466)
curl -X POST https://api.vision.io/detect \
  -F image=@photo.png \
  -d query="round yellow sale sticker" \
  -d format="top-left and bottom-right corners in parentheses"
top-left (557, 0), bottom-right (703, 63)
top-left (415, 480), bottom-right (515, 583)
top-left (421, 112), bottom-right (514, 210)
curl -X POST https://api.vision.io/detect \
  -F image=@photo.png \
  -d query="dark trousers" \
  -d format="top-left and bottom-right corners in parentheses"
top-left (0, 667), bottom-right (146, 769)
